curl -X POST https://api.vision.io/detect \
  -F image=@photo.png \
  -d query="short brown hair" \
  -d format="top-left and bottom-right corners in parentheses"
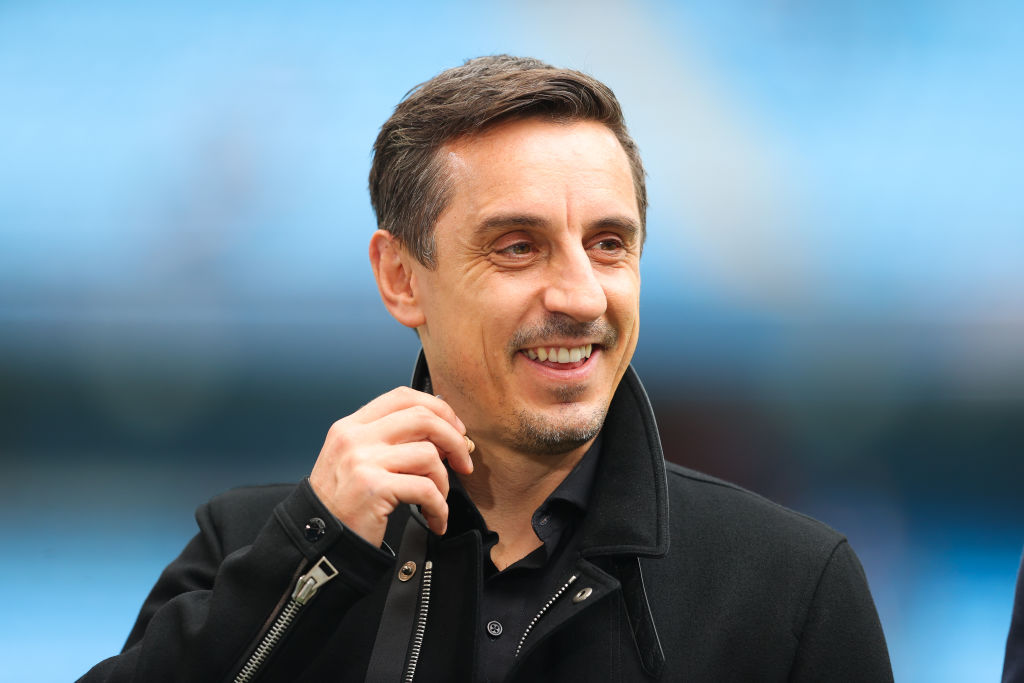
top-left (368, 55), bottom-right (647, 267)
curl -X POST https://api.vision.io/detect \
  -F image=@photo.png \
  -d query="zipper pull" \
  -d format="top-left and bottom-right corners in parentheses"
top-left (292, 556), bottom-right (339, 605)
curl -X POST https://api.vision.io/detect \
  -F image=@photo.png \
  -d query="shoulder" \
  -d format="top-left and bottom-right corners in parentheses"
top-left (653, 463), bottom-right (891, 678)
top-left (663, 462), bottom-right (839, 540)
top-left (645, 463), bottom-right (857, 641)
top-left (658, 461), bottom-right (850, 598)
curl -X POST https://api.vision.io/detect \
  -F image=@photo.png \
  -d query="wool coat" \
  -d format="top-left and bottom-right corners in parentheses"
top-left (80, 362), bottom-right (892, 682)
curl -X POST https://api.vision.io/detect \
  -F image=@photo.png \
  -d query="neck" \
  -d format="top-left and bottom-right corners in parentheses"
top-left (455, 437), bottom-right (592, 570)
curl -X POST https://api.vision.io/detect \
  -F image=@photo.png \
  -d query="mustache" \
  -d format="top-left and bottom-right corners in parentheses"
top-left (509, 314), bottom-right (618, 352)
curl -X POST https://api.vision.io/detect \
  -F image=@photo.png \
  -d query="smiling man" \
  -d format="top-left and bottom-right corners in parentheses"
top-left (81, 56), bottom-right (892, 682)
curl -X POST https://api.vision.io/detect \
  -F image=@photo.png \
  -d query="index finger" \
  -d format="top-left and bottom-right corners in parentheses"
top-left (370, 404), bottom-right (475, 476)
top-left (354, 386), bottom-right (466, 434)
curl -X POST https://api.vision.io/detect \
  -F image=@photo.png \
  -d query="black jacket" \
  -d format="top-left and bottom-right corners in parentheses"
top-left (1004, 552), bottom-right (1024, 682)
top-left (80, 364), bottom-right (892, 682)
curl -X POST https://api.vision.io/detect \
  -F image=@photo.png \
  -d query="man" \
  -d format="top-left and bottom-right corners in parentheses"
top-left (81, 55), bottom-right (892, 682)
top-left (1005, 553), bottom-right (1024, 682)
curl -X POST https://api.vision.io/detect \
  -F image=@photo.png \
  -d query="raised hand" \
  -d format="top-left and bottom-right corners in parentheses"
top-left (309, 388), bottom-right (474, 547)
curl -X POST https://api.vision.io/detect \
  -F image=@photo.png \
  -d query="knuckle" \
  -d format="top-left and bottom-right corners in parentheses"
top-left (416, 440), bottom-right (440, 458)
top-left (410, 404), bottom-right (433, 420)
top-left (335, 430), bottom-right (355, 449)
top-left (389, 386), bottom-right (415, 399)
top-left (415, 477), bottom-right (439, 499)
top-left (350, 463), bottom-right (378, 491)
top-left (327, 418), bottom-right (351, 442)
top-left (334, 424), bottom-right (370, 454)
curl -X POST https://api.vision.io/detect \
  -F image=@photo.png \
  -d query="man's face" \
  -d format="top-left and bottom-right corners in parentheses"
top-left (410, 117), bottom-right (642, 455)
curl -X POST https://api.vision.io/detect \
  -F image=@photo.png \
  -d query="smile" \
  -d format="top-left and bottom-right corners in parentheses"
top-left (522, 344), bottom-right (594, 364)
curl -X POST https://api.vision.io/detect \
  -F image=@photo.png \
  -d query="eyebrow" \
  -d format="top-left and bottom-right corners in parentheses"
top-left (474, 213), bottom-right (550, 235)
top-left (594, 216), bottom-right (642, 242)
top-left (474, 213), bottom-right (643, 241)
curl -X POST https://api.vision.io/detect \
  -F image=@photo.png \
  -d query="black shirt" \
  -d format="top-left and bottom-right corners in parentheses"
top-left (445, 437), bottom-right (601, 683)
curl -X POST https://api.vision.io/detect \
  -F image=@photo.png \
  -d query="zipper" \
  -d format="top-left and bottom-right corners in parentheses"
top-left (233, 556), bottom-right (339, 683)
top-left (402, 560), bottom-right (433, 682)
top-left (514, 573), bottom-right (578, 658)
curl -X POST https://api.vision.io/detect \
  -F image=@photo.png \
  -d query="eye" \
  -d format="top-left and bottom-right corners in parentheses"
top-left (594, 238), bottom-right (624, 251)
top-left (589, 235), bottom-right (627, 262)
top-left (499, 241), bottom-right (534, 257)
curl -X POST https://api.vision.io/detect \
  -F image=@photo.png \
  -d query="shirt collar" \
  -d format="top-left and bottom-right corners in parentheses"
top-left (444, 435), bottom-right (601, 539)
top-left (542, 434), bottom-right (601, 513)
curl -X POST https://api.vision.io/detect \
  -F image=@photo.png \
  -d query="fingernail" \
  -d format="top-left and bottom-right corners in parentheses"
top-left (465, 435), bottom-right (475, 454)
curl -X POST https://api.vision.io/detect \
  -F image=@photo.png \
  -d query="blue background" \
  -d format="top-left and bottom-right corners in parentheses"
top-left (1, 1), bottom-right (1022, 680)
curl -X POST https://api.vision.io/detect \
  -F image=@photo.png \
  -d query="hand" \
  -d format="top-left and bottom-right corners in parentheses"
top-left (309, 388), bottom-right (474, 547)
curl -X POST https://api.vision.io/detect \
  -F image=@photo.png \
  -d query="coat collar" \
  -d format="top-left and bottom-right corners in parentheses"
top-left (409, 350), bottom-right (669, 560)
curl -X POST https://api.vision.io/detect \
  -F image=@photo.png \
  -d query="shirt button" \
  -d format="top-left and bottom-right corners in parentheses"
top-left (303, 517), bottom-right (326, 542)
top-left (486, 620), bottom-right (503, 637)
top-left (538, 515), bottom-right (550, 526)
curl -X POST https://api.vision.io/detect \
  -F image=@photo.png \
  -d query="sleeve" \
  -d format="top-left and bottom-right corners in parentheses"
top-left (788, 540), bottom-right (894, 682)
top-left (77, 479), bottom-right (394, 683)
top-left (1003, 551), bottom-right (1024, 683)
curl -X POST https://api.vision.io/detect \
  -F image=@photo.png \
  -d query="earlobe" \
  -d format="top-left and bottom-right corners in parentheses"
top-left (369, 230), bottom-right (426, 329)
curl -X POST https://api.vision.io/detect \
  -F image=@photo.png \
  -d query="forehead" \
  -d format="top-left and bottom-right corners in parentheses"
top-left (437, 117), bottom-right (640, 234)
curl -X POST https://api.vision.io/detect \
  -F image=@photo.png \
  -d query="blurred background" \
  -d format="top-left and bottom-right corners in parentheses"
top-left (1, 1), bottom-right (1021, 680)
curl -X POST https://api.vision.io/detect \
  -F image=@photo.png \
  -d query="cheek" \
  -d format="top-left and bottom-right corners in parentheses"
top-left (606, 273), bottom-right (641, 319)
top-left (441, 293), bottom-right (510, 368)
top-left (607, 276), bottom-right (641, 356)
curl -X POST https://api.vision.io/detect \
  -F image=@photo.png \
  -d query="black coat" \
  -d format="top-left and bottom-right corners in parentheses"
top-left (1005, 552), bottom-right (1024, 682)
top-left (80, 364), bottom-right (892, 682)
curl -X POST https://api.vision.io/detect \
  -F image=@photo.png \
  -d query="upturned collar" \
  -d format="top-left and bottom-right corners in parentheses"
top-left (409, 350), bottom-right (669, 560)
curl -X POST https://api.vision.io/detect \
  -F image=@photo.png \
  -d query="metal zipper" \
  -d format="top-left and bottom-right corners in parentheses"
top-left (233, 556), bottom-right (340, 683)
top-left (402, 560), bottom-right (433, 683)
top-left (514, 573), bottom-right (578, 658)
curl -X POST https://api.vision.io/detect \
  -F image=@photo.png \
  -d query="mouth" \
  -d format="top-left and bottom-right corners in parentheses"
top-left (520, 343), bottom-right (595, 365)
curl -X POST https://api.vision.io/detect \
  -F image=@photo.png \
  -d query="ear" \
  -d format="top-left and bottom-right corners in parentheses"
top-left (369, 230), bottom-right (426, 329)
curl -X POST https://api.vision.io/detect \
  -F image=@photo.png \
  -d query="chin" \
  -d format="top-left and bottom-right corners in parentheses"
top-left (505, 404), bottom-right (606, 456)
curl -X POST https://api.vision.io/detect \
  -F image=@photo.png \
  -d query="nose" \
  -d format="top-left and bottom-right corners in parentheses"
top-left (542, 245), bottom-right (607, 322)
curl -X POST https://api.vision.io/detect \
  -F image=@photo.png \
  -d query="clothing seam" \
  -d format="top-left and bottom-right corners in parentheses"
top-left (790, 538), bottom-right (847, 643)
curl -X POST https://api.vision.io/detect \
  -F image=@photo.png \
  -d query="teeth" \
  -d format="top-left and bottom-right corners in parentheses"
top-left (523, 344), bottom-right (594, 364)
